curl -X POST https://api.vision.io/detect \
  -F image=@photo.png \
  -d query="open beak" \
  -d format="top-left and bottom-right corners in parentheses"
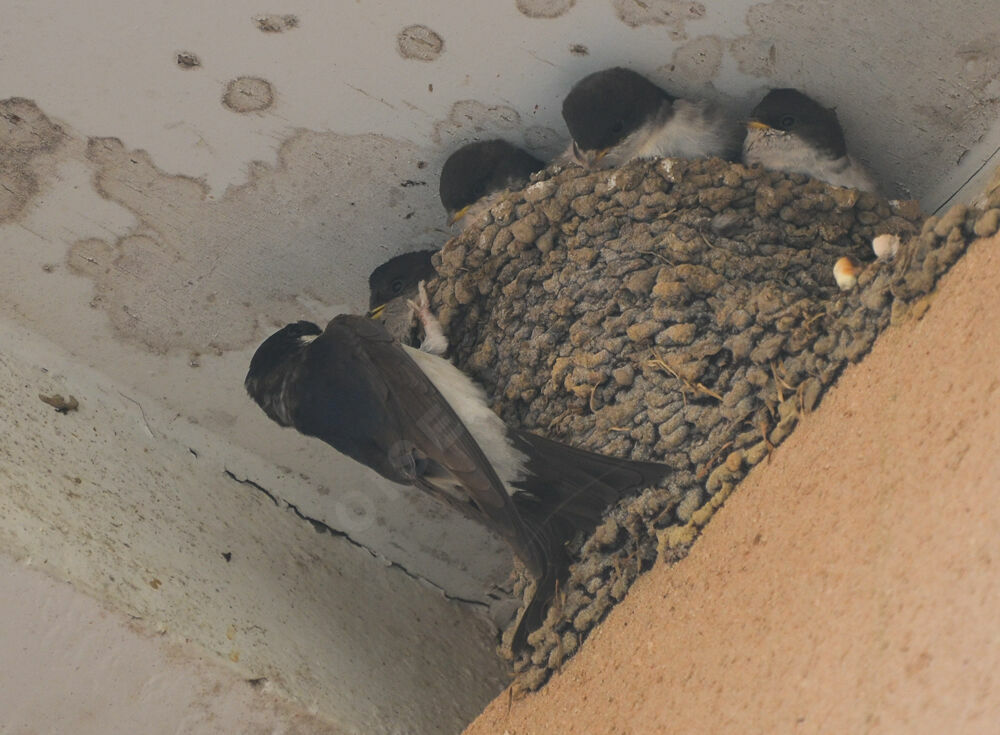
top-left (367, 303), bottom-right (386, 319)
top-left (447, 205), bottom-right (471, 226)
top-left (746, 120), bottom-right (771, 131)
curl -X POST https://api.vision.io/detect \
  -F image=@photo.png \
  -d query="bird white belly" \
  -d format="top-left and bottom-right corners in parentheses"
top-left (640, 99), bottom-right (731, 160)
top-left (403, 346), bottom-right (528, 491)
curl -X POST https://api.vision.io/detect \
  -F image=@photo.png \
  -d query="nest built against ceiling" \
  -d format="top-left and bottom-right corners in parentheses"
top-left (424, 155), bottom-right (995, 691)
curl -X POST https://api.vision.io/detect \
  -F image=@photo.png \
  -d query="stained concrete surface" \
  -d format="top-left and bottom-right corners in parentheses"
top-left (3, 116), bottom-right (515, 605)
top-left (0, 555), bottom-right (343, 735)
top-left (1, 1), bottom-right (999, 731)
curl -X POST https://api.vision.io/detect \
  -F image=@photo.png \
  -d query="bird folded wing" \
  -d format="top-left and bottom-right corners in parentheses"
top-left (333, 315), bottom-right (547, 576)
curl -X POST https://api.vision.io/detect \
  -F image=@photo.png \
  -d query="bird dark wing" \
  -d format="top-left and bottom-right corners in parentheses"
top-left (510, 429), bottom-right (669, 527)
top-left (291, 314), bottom-right (546, 576)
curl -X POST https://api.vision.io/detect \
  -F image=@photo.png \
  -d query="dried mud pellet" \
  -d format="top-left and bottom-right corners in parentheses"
top-left (973, 208), bottom-right (1000, 238)
top-left (934, 204), bottom-right (967, 237)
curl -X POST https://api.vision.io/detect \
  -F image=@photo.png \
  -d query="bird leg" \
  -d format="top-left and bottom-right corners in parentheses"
top-left (408, 280), bottom-right (449, 355)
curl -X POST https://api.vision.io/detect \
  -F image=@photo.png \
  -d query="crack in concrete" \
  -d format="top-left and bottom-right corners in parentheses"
top-left (222, 469), bottom-right (489, 608)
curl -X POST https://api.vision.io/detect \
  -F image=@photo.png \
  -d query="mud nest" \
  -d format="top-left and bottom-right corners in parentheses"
top-left (424, 156), bottom-right (996, 693)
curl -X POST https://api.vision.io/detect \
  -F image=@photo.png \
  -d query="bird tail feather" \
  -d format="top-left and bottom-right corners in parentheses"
top-left (503, 430), bottom-right (669, 651)
top-left (511, 429), bottom-right (669, 528)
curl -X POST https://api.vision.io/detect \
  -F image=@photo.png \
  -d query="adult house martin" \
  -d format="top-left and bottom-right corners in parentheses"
top-left (245, 315), bottom-right (669, 648)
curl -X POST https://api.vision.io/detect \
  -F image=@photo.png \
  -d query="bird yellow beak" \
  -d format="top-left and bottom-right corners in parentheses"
top-left (747, 120), bottom-right (771, 131)
top-left (571, 141), bottom-right (610, 170)
top-left (447, 205), bottom-right (471, 226)
top-left (367, 303), bottom-right (386, 319)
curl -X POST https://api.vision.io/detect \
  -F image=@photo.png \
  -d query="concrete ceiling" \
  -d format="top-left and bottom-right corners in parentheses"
top-left (2, 0), bottom-right (999, 730)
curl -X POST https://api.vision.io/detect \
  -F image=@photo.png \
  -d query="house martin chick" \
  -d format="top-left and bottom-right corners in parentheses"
top-left (367, 250), bottom-right (438, 345)
top-left (561, 67), bottom-right (742, 169)
top-left (245, 315), bottom-right (668, 648)
top-left (743, 88), bottom-right (877, 192)
top-left (439, 139), bottom-right (545, 226)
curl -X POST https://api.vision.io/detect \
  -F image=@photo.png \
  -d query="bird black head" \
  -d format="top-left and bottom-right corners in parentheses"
top-left (439, 139), bottom-right (545, 220)
top-left (245, 320), bottom-right (322, 422)
top-left (561, 67), bottom-right (673, 153)
top-left (749, 88), bottom-right (847, 159)
top-left (367, 250), bottom-right (437, 311)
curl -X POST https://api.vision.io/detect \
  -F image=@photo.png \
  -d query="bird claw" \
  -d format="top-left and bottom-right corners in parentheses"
top-left (406, 280), bottom-right (431, 318)
top-left (407, 281), bottom-right (449, 355)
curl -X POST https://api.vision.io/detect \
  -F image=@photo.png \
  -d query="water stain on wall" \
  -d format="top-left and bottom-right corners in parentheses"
top-left (396, 25), bottom-right (444, 62)
top-left (611, 0), bottom-right (706, 39)
top-left (523, 125), bottom-right (565, 158)
top-left (661, 35), bottom-right (723, 89)
top-left (222, 77), bottom-right (275, 113)
top-left (515, 0), bottom-right (576, 19)
top-left (946, 32), bottom-right (1000, 130)
top-left (0, 99), bottom-right (65, 223)
top-left (729, 36), bottom-right (777, 78)
top-left (68, 131), bottom-right (437, 354)
top-left (432, 100), bottom-right (522, 146)
top-left (176, 52), bottom-right (202, 69)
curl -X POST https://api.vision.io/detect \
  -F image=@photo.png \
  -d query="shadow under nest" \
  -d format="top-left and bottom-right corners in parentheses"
top-left (423, 155), bottom-right (990, 693)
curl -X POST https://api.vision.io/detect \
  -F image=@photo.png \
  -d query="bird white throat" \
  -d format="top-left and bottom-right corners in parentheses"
top-left (743, 127), bottom-right (877, 192)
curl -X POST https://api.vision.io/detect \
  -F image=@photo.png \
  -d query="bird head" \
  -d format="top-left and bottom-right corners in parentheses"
top-left (747, 88), bottom-right (847, 159)
top-left (245, 320), bottom-right (322, 423)
top-left (367, 250), bottom-right (436, 316)
top-left (439, 139), bottom-right (544, 225)
top-left (562, 67), bottom-right (672, 165)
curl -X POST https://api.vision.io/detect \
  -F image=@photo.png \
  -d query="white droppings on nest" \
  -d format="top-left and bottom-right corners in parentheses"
top-left (525, 181), bottom-right (551, 199)
top-left (834, 255), bottom-right (862, 290)
top-left (872, 233), bottom-right (900, 260)
top-left (658, 158), bottom-right (679, 177)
